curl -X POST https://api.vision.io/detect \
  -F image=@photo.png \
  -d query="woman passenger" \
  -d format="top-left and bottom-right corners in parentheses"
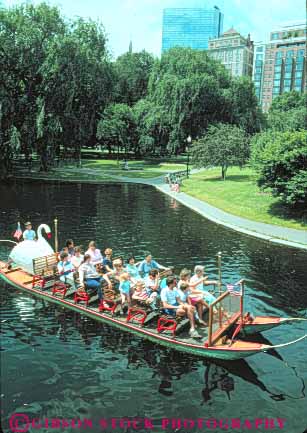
top-left (85, 241), bottom-right (103, 265)
top-left (71, 246), bottom-right (84, 270)
top-left (102, 248), bottom-right (113, 272)
top-left (125, 256), bottom-right (141, 282)
top-left (78, 254), bottom-right (112, 301)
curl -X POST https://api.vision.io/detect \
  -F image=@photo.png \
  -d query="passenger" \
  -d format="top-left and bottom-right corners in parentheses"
top-left (190, 265), bottom-right (218, 307)
top-left (138, 253), bottom-right (168, 278)
top-left (132, 280), bottom-right (158, 308)
top-left (71, 246), bottom-right (84, 270)
top-left (125, 256), bottom-right (141, 282)
top-left (102, 248), bottom-right (113, 273)
top-left (57, 252), bottom-right (76, 289)
top-left (160, 276), bottom-right (200, 338)
top-left (85, 241), bottom-right (103, 265)
top-left (119, 272), bottom-right (132, 307)
top-left (107, 258), bottom-right (125, 286)
top-left (159, 267), bottom-right (175, 290)
top-left (65, 239), bottom-right (75, 256)
top-left (144, 269), bottom-right (160, 296)
top-left (79, 254), bottom-right (112, 301)
top-left (23, 222), bottom-right (36, 241)
top-left (58, 246), bottom-right (71, 260)
top-left (178, 282), bottom-right (207, 326)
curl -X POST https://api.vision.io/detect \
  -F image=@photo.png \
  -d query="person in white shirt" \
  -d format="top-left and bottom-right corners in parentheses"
top-left (71, 246), bottom-right (84, 270)
top-left (190, 265), bottom-right (218, 306)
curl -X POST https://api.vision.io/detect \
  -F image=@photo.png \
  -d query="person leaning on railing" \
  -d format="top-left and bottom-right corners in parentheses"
top-left (78, 254), bottom-right (112, 301)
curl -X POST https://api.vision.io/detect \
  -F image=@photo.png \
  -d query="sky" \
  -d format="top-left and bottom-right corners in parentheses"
top-left (3, 0), bottom-right (306, 58)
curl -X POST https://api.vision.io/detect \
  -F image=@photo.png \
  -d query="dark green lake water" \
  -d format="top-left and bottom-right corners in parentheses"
top-left (0, 182), bottom-right (307, 433)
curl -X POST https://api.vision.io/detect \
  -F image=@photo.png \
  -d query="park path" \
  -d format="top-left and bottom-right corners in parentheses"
top-left (153, 183), bottom-right (307, 250)
top-left (90, 169), bottom-right (307, 250)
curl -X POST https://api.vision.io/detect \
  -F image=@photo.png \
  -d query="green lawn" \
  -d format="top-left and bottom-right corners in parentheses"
top-left (182, 167), bottom-right (307, 230)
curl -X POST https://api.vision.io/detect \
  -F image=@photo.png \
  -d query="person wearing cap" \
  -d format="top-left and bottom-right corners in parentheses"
top-left (190, 265), bottom-right (218, 306)
top-left (23, 222), bottom-right (36, 241)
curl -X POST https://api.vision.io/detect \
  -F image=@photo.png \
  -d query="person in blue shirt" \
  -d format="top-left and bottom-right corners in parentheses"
top-left (160, 276), bottom-right (200, 339)
top-left (138, 253), bottom-right (168, 278)
top-left (57, 252), bottom-right (76, 289)
top-left (125, 256), bottom-right (141, 282)
top-left (159, 267), bottom-right (175, 290)
top-left (23, 222), bottom-right (36, 241)
top-left (119, 272), bottom-right (132, 307)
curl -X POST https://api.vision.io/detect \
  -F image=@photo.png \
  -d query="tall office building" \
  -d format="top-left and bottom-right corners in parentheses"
top-left (258, 22), bottom-right (306, 111)
top-left (252, 43), bottom-right (266, 103)
top-left (162, 6), bottom-right (223, 53)
top-left (208, 28), bottom-right (254, 77)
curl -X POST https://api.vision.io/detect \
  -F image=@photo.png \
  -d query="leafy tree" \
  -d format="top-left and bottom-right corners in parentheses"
top-left (0, 2), bottom-right (66, 174)
top-left (39, 18), bottom-right (114, 164)
top-left (252, 130), bottom-right (307, 206)
top-left (223, 76), bottom-right (265, 133)
top-left (114, 50), bottom-right (154, 106)
top-left (190, 123), bottom-right (249, 180)
top-left (133, 99), bottom-right (171, 155)
top-left (267, 91), bottom-right (306, 131)
top-left (146, 48), bottom-right (262, 155)
top-left (97, 103), bottom-right (136, 156)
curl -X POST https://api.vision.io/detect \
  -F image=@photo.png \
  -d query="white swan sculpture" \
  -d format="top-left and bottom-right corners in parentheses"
top-left (9, 224), bottom-right (54, 274)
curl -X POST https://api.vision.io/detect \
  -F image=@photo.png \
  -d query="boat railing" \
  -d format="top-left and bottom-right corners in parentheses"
top-left (207, 290), bottom-right (242, 347)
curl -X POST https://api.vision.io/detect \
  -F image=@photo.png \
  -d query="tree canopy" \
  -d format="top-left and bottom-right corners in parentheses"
top-left (190, 123), bottom-right (250, 180)
top-left (252, 130), bottom-right (307, 207)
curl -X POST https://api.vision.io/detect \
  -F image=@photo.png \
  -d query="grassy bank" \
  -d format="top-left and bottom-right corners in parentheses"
top-left (181, 167), bottom-right (307, 230)
top-left (15, 159), bottom-right (187, 182)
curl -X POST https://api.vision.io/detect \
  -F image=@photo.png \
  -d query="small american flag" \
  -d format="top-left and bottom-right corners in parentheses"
top-left (226, 284), bottom-right (242, 296)
top-left (13, 222), bottom-right (22, 241)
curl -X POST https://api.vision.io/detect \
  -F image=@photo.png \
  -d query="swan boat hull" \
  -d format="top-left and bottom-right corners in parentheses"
top-left (0, 261), bottom-right (304, 361)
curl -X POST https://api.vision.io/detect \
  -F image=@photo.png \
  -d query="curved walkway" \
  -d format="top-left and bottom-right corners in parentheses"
top-left (154, 183), bottom-right (307, 251)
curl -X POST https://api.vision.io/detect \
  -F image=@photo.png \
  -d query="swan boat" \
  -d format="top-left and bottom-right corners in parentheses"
top-left (0, 257), bottom-right (306, 360)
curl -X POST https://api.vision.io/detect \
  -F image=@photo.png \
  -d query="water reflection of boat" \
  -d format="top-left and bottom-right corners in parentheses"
top-left (1, 261), bottom-right (306, 360)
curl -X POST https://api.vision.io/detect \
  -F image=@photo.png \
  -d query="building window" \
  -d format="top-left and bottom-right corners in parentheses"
top-left (273, 79), bottom-right (281, 86)
top-left (275, 58), bottom-right (283, 66)
top-left (274, 72), bottom-right (281, 79)
top-left (274, 66), bottom-right (282, 72)
top-left (256, 46), bottom-right (263, 52)
top-left (276, 51), bottom-right (283, 59)
top-left (297, 49), bottom-right (305, 57)
top-left (295, 79), bottom-right (302, 86)
top-left (286, 50), bottom-right (294, 58)
top-left (271, 32), bottom-right (279, 40)
top-left (295, 71), bottom-right (303, 78)
top-left (284, 72), bottom-right (292, 79)
top-left (295, 62), bottom-right (304, 71)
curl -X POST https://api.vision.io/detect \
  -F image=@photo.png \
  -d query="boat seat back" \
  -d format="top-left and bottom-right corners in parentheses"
top-left (33, 253), bottom-right (58, 276)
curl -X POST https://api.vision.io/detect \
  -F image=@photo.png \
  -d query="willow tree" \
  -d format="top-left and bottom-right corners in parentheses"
top-left (0, 2), bottom-right (66, 174)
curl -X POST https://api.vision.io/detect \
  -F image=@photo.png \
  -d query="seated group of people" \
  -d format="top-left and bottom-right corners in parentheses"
top-left (57, 239), bottom-right (218, 338)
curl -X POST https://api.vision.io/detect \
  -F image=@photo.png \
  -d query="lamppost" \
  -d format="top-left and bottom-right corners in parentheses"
top-left (186, 135), bottom-right (192, 178)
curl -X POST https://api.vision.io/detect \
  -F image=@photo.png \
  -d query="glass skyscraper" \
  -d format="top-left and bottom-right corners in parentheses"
top-left (162, 6), bottom-right (223, 53)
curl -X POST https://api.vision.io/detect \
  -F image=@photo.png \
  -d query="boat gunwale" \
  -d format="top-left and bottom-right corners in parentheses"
top-left (0, 262), bottom-right (268, 358)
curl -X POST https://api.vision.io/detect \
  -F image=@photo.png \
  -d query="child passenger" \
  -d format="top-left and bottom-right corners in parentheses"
top-left (132, 281), bottom-right (158, 308)
top-left (119, 272), bottom-right (132, 307)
